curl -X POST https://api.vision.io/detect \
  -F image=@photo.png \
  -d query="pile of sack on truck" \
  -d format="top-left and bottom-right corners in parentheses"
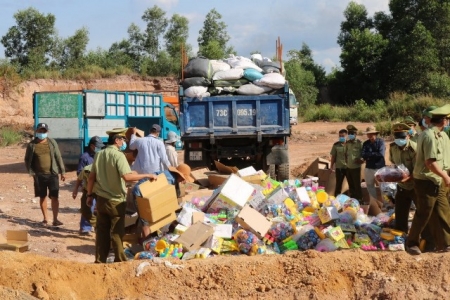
top-left (122, 160), bottom-right (407, 263)
top-left (181, 54), bottom-right (287, 98)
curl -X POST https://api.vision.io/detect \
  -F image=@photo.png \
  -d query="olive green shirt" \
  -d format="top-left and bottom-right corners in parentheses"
top-left (410, 133), bottom-right (419, 143)
top-left (413, 127), bottom-right (446, 185)
top-left (389, 140), bottom-right (416, 190)
top-left (344, 139), bottom-right (362, 169)
top-left (92, 145), bottom-right (132, 202)
top-left (77, 164), bottom-right (92, 190)
top-left (330, 142), bottom-right (347, 169)
top-left (33, 141), bottom-right (52, 174)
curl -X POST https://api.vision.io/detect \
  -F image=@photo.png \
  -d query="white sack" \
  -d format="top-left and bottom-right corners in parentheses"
top-left (210, 60), bottom-right (231, 73)
top-left (212, 68), bottom-right (244, 81)
top-left (254, 73), bottom-right (286, 89)
top-left (184, 86), bottom-right (209, 99)
top-left (236, 83), bottom-right (272, 95)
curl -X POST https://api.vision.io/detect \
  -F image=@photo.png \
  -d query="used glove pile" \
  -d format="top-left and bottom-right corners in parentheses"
top-left (124, 166), bottom-right (407, 262)
top-left (181, 54), bottom-right (286, 98)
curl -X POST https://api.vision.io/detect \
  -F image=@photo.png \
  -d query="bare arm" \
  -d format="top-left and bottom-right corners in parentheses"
top-left (72, 179), bottom-right (82, 199)
top-left (122, 172), bottom-right (157, 182)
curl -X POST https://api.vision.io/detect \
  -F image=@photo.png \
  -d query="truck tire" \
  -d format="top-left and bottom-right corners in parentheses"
top-left (276, 164), bottom-right (290, 181)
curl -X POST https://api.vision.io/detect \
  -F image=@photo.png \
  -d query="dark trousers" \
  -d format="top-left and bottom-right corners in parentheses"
top-left (346, 168), bottom-right (362, 201)
top-left (95, 196), bottom-right (127, 263)
top-left (408, 179), bottom-right (450, 250)
top-left (81, 190), bottom-right (97, 228)
top-left (335, 168), bottom-right (347, 196)
top-left (394, 186), bottom-right (415, 233)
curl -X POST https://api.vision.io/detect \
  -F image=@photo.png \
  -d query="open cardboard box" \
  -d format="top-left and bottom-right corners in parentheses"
top-left (191, 168), bottom-right (212, 187)
top-left (0, 230), bottom-right (29, 252)
top-left (235, 205), bottom-right (272, 239)
top-left (136, 173), bottom-right (179, 230)
top-left (175, 221), bottom-right (214, 251)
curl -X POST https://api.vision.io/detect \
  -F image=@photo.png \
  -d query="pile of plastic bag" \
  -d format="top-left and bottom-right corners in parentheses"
top-left (181, 54), bottom-right (286, 98)
top-left (125, 167), bottom-right (408, 262)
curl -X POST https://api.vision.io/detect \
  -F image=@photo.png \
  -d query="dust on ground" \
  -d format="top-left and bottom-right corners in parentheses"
top-left (1, 121), bottom-right (446, 300)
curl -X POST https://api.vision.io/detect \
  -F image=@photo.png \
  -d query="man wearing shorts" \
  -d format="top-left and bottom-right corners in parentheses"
top-left (24, 123), bottom-right (66, 226)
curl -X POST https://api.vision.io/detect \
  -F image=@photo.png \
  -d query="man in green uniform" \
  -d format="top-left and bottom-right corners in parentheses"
top-left (389, 123), bottom-right (417, 233)
top-left (403, 116), bottom-right (419, 143)
top-left (330, 129), bottom-right (348, 196)
top-left (86, 129), bottom-right (158, 263)
top-left (344, 125), bottom-right (363, 201)
top-left (407, 104), bottom-right (450, 255)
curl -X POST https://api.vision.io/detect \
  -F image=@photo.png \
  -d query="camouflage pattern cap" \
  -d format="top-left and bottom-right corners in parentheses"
top-left (402, 116), bottom-right (416, 126)
top-left (346, 124), bottom-right (358, 132)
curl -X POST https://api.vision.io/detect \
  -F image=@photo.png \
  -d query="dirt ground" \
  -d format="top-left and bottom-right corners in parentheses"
top-left (2, 121), bottom-right (450, 300)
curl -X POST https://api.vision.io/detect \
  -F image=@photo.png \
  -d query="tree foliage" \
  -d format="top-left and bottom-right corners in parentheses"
top-left (1, 8), bottom-right (56, 72)
top-left (198, 9), bottom-right (230, 58)
top-left (142, 6), bottom-right (168, 59)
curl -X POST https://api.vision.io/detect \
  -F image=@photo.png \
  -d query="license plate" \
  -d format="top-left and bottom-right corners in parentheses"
top-left (189, 151), bottom-right (202, 161)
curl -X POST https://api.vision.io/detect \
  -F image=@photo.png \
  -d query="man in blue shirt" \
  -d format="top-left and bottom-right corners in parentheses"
top-left (72, 136), bottom-right (104, 234)
top-left (129, 124), bottom-right (171, 174)
top-left (361, 126), bottom-right (386, 212)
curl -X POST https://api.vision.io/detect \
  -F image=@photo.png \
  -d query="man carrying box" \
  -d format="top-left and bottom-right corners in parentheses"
top-left (87, 129), bottom-right (157, 263)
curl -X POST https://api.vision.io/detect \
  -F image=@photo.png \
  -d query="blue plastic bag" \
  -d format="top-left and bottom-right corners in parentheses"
top-left (243, 68), bottom-right (264, 81)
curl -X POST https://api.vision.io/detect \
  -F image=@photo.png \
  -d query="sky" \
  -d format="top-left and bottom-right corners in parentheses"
top-left (0, 0), bottom-right (390, 73)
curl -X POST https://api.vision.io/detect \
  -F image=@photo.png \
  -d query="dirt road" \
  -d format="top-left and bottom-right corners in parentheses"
top-left (0, 122), bottom-right (446, 300)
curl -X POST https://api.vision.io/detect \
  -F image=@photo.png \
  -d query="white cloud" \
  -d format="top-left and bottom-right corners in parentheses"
top-left (357, 0), bottom-right (390, 14)
top-left (155, 0), bottom-right (179, 9)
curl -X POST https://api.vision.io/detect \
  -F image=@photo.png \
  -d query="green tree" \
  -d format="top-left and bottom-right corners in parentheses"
top-left (142, 5), bottom-right (168, 59)
top-left (287, 44), bottom-right (327, 87)
top-left (1, 7), bottom-right (56, 71)
top-left (285, 52), bottom-right (318, 107)
top-left (165, 14), bottom-right (190, 58)
top-left (198, 9), bottom-right (231, 58)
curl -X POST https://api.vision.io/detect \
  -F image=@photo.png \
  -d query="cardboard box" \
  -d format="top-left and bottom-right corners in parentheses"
top-left (319, 169), bottom-right (349, 196)
top-left (179, 189), bottom-right (214, 203)
top-left (361, 182), bottom-right (383, 203)
top-left (175, 222), bottom-right (215, 251)
top-left (237, 166), bottom-right (258, 177)
top-left (214, 160), bottom-right (239, 174)
top-left (125, 127), bottom-right (145, 141)
top-left (208, 173), bottom-right (229, 188)
top-left (303, 157), bottom-right (330, 177)
top-left (235, 205), bottom-right (272, 239)
top-left (136, 174), bottom-right (179, 223)
top-left (148, 212), bottom-right (176, 233)
top-left (0, 230), bottom-right (29, 252)
top-left (191, 168), bottom-right (211, 187)
top-left (123, 233), bottom-right (139, 244)
top-left (206, 174), bottom-right (255, 212)
top-left (213, 224), bottom-right (233, 239)
top-left (184, 182), bottom-right (200, 194)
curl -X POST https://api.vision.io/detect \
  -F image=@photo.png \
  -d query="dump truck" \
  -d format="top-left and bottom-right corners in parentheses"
top-left (178, 84), bottom-right (291, 181)
top-left (33, 90), bottom-right (181, 166)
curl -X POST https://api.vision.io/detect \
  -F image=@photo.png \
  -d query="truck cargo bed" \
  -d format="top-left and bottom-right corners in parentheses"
top-left (180, 93), bottom-right (290, 140)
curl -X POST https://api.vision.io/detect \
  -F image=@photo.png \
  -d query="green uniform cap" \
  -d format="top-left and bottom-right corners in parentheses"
top-left (106, 128), bottom-right (127, 137)
top-left (429, 104), bottom-right (450, 118)
top-left (392, 123), bottom-right (411, 132)
top-left (422, 105), bottom-right (438, 117)
top-left (402, 116), bottom-right (416, 126)
top-left (346, 124), bottom-right (358, 132)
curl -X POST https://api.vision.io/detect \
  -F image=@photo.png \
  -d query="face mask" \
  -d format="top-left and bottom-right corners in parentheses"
top-left (120, 141), bottom-right (127, 151)
top-left (339, 137), bottom-right (346, 143)
top-left (444, 126), bottom-right (450, 131)
top-left (422, 118), bottom-right (428, 129)
top-left (35, 133), bottom-right (47, 140)
top-left (348, 134), bottom-right (355, 140)
top-left (408, 129), bottom-right (414, 135)
top-left (94, 147), bottom-right (102, 153)
top-left (395, 139), bottom-right (407, 147)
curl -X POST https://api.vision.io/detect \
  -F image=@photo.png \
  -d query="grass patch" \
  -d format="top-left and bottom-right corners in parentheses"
top-left (302, 93), bottom-right (449, 123)
top-left (0, 126), bottom-right (22, 147)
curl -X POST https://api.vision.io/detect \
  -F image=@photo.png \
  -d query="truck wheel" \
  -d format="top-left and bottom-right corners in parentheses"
top-left (276, 164), bottom-right (290, 181)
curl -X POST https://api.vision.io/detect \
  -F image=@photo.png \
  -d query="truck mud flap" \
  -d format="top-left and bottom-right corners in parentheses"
top-left (266, 145), bottom-right (289, 165)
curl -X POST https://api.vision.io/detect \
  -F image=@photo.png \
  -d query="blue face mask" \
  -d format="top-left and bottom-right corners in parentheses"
top-left (35, 133), bottom-right (47, 140)
top-left (339, 137), bottom-right (346, 143)
top-left (408, 129), bottom-right (414, 135)
top-left (94, 147), bottom-right (102, 153)
top-left (120, 141), bottom-right (127, 151)
top-left (395, 139), bottom-right (407, 147)
top-left (348, 134), bottom-right (356, 140)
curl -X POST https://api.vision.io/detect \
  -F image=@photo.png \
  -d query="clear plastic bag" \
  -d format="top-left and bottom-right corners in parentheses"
top-left (375, 164), bottom-right (410, 182)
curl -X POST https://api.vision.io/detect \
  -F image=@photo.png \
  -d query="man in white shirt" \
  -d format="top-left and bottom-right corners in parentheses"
top-left (129, 124), bottom-right (171, 174)
top-left (165, 131), bottom-right (179, 167)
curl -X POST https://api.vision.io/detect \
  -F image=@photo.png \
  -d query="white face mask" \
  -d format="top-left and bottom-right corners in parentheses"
top-left (422, 118), bottom-right (429, 129)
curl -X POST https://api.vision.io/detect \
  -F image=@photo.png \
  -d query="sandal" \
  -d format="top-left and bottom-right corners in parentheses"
top-left (41, 220), bottom-right (48, 226)
top-left (52, 220), bottom-right (64, 226)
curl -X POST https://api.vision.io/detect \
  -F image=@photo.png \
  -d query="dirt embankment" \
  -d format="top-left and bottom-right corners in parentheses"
top-left (0, 76), bottom-right (179, 126)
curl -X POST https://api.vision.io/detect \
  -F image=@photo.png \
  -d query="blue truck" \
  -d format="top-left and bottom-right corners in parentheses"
top-left (33, 90), bottom-right (181, 165)
top-left (179, 84), bottom-right (291, 181)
